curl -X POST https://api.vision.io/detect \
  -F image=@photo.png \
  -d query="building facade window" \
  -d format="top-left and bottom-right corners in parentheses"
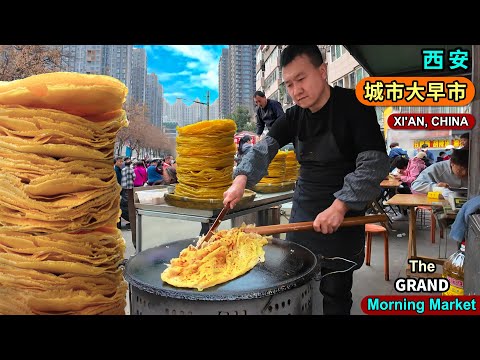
top-left (330, 45), bottom-right (344, 62)
top-left (355, 67), bottom-right (367, 81)
top-left (349, 72), bottom-right (356, 89)
top-left (333, 78), bottom-right (344, 88)
top-left (269, 90), bottom-right (279, 102)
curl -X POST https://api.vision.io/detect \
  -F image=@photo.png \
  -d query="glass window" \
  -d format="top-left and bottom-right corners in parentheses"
top-left (349, 72), bottom-right (356, 89)
top-left (330, 45), bottom-right (336, 62)
top-left (355, 67), bottom-right (367, 81)
top-left (335, 45), bottom-right (342, 59)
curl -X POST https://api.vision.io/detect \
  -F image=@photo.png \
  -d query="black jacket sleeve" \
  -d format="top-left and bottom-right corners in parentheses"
top-left (255, 107), bottom-right (265, 136)
top-left (272, 100), bottom-right (285, 120)
top-left (265, 112), bottom-right (292, 148)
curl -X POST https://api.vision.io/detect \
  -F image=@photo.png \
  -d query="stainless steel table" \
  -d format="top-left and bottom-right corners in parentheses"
top-left (134, 191), bottom-right (294, 252)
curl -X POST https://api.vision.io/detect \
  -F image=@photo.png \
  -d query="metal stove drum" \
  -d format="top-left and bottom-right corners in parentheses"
top-left (123, 238), bottom-right (318, 315)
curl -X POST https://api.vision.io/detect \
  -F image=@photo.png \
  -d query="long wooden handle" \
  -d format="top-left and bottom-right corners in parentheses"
top-left (243, 214), bottom-right (388, 236)
top-left (198, 203), bottom-right (230, 247)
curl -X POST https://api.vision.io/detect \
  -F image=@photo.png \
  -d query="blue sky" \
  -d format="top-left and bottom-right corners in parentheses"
top-left (136, 45), bottom-right (228, 105)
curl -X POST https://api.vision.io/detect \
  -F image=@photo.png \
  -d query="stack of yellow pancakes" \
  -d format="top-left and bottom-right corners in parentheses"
top-left (0, 72), bottom-right (129, 314)
top-left (284, 150), bottom-right (299, 182)
top-left (175, 119), bottom-right (237, 200)
top-left (258, 150), bottom-right (287, 184)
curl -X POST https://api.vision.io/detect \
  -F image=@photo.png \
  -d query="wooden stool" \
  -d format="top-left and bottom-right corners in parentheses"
top-left (365, 223), bottom-right (389, 281)
top-left (415, 205), bottom-right (436, 243)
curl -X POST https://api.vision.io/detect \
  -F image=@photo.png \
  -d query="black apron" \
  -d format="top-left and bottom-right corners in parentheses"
top-left (286, 93), bottom-right (365, 269)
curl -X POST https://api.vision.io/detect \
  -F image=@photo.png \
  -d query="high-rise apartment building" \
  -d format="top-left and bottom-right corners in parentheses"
top-left (210, 98), bottom-right (219, 120)
top-left (156, 83), bottom-right (164, 129)
top-left (58, 45), bottom-right (133, 98)
top-left (190, 99), bottom-right (205, 124)
top-left (218, 48), bottom-right (230, 118)
top-left (57, 45), bottom-right (168, 130)
top-left (228, 45), bottom-right (256, 117)
top-left (255, 45), bottom-right (291, 108)
top-left (172, 98), bottom-right (187, 127)
top-left (57, 45), bottom-right (81, 72)
top-left (75, 45), bottom-right (104, 74)
top-left (103, 45), bottom-right (132, 88)
top-left (145, 73), bottom-right (159, 127)
top-left (130, 48), bottom-right (147, 105)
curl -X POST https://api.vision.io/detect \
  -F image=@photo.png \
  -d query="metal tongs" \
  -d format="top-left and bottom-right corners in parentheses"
top-left (196, 203), bottom-right (230, 249)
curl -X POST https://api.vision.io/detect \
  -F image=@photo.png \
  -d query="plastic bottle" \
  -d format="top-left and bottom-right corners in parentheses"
top-left (442, 241), bottom-right (465, 296)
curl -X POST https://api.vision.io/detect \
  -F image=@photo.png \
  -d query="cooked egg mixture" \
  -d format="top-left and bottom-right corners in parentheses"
top-left (161, 227), bottom-right (270, 291)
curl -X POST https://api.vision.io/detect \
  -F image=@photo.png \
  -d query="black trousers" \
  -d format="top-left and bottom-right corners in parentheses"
top-left (316, 246), bottom-right (364, 315)
top-left (319, 266), bottom-right (355, 315)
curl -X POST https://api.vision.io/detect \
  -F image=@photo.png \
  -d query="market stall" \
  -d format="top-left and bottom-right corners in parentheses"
top-left (345, 45), bottom-right (480, 293)
top-left (134, 188), bottom-right (294, 253)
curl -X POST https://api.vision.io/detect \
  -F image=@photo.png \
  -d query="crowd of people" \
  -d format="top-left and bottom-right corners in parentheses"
top-left (114, 155), bottom-right (178, 241)
top-left (386, 133), bottom-right (470, 221)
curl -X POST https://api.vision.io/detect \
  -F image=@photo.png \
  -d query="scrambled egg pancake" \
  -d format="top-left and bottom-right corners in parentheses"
top-left (161, 227), bottom-right (270, 291)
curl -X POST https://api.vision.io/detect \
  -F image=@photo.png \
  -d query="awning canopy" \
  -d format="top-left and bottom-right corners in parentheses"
top-left (343, 45), bottom-right (473, 78)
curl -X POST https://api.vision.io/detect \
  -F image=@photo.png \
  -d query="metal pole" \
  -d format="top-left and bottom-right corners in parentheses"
top-left (207, 90), bottom-right (210, 120)
top-left (468, 44), bottom-right (480, 199)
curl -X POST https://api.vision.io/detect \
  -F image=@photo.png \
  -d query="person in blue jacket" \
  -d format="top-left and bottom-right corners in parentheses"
top-left (388, 142), bottom-right (409, 159)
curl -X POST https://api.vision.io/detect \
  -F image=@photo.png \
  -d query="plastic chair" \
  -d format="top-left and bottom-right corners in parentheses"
top-left (415, 205), bottom-right (436, 243)
top-left (365, 223), bottom-right (390, 281)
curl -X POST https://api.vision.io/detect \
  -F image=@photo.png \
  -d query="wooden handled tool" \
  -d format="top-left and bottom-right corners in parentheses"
top-left (197, 203), bottom-right (230, 248)
top-left (243, 214), bottom-right (388, 236)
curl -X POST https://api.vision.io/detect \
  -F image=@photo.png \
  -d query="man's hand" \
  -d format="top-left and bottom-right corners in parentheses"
top-left (437, 182), bottom-right (450, 188)
top-left (223, 175), bottom-right (247, 209)
top-left (313, 199), bottom-right (349, 234)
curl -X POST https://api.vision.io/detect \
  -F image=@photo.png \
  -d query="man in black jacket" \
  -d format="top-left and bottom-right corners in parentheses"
top-left (224, 45), bottom-right (389, 315)
top-left (254, 90), bottom-right (285, 142)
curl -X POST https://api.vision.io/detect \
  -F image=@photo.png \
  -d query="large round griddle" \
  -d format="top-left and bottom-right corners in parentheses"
top-left (123, 238), bottom-right (318, 301)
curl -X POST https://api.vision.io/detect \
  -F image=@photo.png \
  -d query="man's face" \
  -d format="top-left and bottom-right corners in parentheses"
top-left (283, 54), bottom-right (328, 112)
top-left (460, 138), bottom-right (468, 147)
top-left (116, 159), bottom-right (123, 167)
top-left (254, 96), bottom-right (267, 109)
top-left (451, 163), bottom-right (468, 178)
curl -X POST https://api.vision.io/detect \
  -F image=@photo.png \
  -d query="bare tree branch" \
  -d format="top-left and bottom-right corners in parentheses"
top-left (0, 45), bottom-right (68, 81)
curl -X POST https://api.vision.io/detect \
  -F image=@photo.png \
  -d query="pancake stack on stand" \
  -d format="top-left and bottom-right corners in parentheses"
top-left (175, 119), bottom-right (237, 200)
top-left (0, 72), bottom-right (129, 314)
top-left (258, 151), bottom-right (287, 185)
top-left (283, 150), bottom-right (299, 182)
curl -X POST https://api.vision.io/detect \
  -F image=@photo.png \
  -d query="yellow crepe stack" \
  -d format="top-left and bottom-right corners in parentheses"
top-left (258, 151), bottom-right (287, 184)
top-left (284, 150), bottom-right (300, 182)
top-left (161, 226), bottom-right (270, 291)
top-left (0, 72), bottom-right (128, 315)
top-left (175, 119), bottom-right (237, 199)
